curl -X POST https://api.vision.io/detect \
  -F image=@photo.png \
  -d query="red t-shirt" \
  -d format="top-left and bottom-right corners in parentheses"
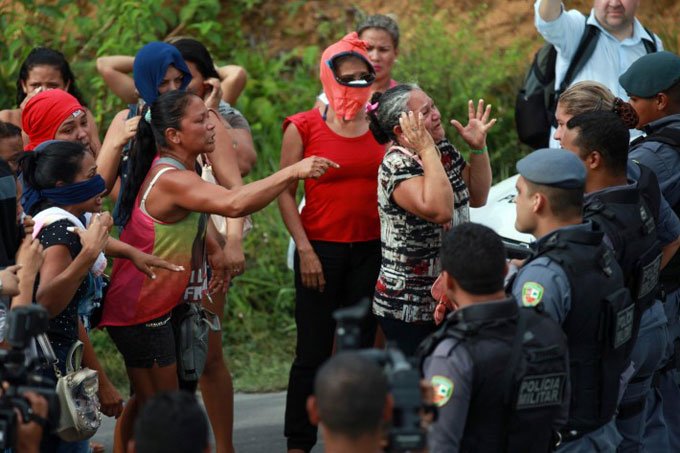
top-left (284, 109), bottom-right (384, 242)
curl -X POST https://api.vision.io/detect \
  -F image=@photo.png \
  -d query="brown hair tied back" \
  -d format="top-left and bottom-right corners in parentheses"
top-left (612, 98), bottom-right (639, 129)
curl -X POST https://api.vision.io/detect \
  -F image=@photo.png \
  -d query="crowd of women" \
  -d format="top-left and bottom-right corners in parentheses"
top-left (0, 13), bottom-right (498, 453)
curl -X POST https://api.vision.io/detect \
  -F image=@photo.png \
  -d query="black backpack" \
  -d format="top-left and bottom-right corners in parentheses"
top-left (515, 18), bottom-right (657, 150)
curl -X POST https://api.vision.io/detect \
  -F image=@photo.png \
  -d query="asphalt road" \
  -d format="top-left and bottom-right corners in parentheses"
top-left (91, 391), bottom-right (324, 452)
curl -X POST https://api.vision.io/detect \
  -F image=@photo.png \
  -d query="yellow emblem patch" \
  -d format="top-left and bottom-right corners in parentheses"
top-left (431, 375), bottom-right (454, 407)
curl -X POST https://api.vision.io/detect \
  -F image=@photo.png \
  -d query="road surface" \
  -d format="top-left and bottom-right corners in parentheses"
top-left (91, 392), bottom-right (324, 452)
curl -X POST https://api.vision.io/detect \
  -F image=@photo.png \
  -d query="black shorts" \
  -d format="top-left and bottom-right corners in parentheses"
top-left (107, 313), bottom-right (176, 368)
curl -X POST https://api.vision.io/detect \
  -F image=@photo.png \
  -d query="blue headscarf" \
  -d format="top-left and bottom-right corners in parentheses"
top-left (133, 42), bottom-right (192, 105)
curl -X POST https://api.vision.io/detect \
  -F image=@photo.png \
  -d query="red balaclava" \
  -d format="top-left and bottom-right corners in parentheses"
top-left (320, 32), bottom-right (375, 121)
top-left (22, 90), bottom-right (84, 151)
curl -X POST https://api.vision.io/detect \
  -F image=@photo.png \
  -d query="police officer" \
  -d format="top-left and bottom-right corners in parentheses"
top-left (510, 148), bottom-right (634, 451)
top-left (561, 110), bottom-right (680, 451)
top-left (620, 51), bottom-right (680, 450)
top-left (420, 222), bottom-right (569, 453)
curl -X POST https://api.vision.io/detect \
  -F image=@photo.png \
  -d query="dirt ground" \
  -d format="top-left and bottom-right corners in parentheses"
top-left (235, 0), bottom-right (680, 58)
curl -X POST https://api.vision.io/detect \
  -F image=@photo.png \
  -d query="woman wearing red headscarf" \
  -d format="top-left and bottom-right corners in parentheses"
top-left (22, 89), bottom-right (94, 154)
top-left (278, 32), bottom-right (384, 453)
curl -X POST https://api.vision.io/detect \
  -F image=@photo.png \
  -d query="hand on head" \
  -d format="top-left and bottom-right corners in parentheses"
top-left (399, 111), bottom-right (436, 155)
top-left (202, 78), bottom-right (223, 110)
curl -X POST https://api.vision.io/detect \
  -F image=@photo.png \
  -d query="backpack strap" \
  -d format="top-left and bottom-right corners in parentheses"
top-left (642, 27), bottom-right (658, 53)
top-left (636, 163), bottom-right (662, 225)
top-left (631, 127), bottom-right (680, 149)
top-left (500, 307), bottom-right (530, 447)
top-left (557, 18), bottom-right (600, 96)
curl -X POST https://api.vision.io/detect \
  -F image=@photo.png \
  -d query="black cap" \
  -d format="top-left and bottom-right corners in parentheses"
top-left (620, 51), bottom-right (680, 98)
top-left (516, 148), bottom-right (585, 189)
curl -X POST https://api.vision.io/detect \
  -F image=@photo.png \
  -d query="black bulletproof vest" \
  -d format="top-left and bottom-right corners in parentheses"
top-left (583, 166), bottom-right (662, 347)
top-left (533, 226), bottom-right (633, 432)
top-left (419, 300), bottom-right (568, 453)
top-left (631, 127), bottom-right (680, 291)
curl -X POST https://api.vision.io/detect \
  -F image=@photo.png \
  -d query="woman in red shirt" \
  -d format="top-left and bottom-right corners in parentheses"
top-left (278, 32), bottom-right (385, 453)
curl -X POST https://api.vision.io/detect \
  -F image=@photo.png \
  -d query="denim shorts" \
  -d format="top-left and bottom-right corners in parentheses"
top-left (107, 312), bottom-right (175, 368)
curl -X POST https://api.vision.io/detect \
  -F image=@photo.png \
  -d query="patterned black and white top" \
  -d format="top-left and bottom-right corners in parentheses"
top-left (373, 139), bottom-right (470, 322)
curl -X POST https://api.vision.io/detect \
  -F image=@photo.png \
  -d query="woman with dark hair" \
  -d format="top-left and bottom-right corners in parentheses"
top-left (20, 140), bottom-right (120, 452)
top-left (366, 84), bottom-right (494, 356)
top-left (170, 37), bottom-right (256, 453)
top-left (0, 47), bottom-right (102, 153)
top-left (171, 37), bottom-right (256, 176)
top-left (97, 42), bottom-right (249, 453)
top-left (99, 90), bottom-right (335, 450)
top-left (279, 33), bottom-right (385, 453)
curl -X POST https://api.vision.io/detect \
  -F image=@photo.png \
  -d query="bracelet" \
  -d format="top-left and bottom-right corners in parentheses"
top-left (470, 145), bottom-right (488, 155)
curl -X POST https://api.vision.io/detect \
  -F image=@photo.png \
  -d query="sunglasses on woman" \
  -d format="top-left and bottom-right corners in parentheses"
top-left (335, 72), bottom-right (376, 86)
top-left (326, 51), bottom-right (376, 87)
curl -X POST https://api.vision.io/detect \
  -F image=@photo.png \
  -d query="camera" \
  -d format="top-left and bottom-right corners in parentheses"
top-left (334, 299), bottom-right (430, 452)
top-left (0, 305), bottom-right (60, 450)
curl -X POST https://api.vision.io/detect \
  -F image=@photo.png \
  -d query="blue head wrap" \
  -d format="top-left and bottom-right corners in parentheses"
top-left (133, 42), bottom-right (192, 105)
top-left (21, 140), bottom-right (106, 215)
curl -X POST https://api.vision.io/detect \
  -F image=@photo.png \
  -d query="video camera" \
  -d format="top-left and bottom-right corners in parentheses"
top-left (334, 299), bottom-right (430, 452)
top-left (0, 305), bottom-right (60, 450)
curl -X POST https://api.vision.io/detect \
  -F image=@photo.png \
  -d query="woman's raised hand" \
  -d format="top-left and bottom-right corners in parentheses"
top-left (72, 212), bottom-right (112, 260)
top-left (293, 156), bottom-right (339, 180)
top-left (450, 99), bottom-right (496, 151)
top-left (399, 111), bottom-right (436, 156)
top-left (203, 78), bottom-right (223, 110)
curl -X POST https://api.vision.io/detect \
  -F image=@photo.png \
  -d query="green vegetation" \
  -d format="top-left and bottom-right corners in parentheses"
top-left (2, 0), bottom-right (678, 392)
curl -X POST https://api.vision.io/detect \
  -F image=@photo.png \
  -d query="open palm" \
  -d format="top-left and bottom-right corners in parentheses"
top-left (450, 99), bottom-right (496, 151)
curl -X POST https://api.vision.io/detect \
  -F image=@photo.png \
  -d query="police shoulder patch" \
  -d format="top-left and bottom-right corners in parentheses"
top-left (521, 282), bottom-right (544, 307)
top-left (431, 375), bottom-right (454, 407)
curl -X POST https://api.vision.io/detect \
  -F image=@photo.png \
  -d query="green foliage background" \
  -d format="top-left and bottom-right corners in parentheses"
top-left (1, 0), bottom-right (677, 391)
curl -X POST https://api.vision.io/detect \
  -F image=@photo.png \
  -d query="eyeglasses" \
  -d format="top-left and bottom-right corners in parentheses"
top-left (334, 72), bottom-right (376, 86)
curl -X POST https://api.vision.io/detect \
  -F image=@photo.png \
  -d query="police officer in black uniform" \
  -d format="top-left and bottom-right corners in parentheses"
top-left (561, 110), bottom-right (680, 450)
top-left (621, 51), bottom-right (680, 450)
top-left (420, 222), bottom-right (569, 453)
top-left (510, 149), bottom-right (634, 452)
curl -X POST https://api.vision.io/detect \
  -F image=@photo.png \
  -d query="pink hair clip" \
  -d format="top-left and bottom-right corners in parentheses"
top-left (365, 101), bottom-right (380, 114)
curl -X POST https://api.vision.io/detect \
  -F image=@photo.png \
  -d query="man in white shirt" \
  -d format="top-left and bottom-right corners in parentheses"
top-left (535, 0), bottom-right (661, 147)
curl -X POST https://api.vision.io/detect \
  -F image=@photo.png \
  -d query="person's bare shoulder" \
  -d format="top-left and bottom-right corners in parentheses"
top-left (0, 108), bottom-right (21, 127)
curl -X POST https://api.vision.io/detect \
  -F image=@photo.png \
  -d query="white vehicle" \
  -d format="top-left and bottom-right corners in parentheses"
top-left (470, 174), bottom-right (534, 258)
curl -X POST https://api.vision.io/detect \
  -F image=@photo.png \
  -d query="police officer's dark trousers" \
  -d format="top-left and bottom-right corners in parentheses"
top-left (616, 301), bottom-right (669, 452)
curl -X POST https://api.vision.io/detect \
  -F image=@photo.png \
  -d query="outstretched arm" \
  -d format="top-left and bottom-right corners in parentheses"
top-left (162, 156), bottom-right (338, 219)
